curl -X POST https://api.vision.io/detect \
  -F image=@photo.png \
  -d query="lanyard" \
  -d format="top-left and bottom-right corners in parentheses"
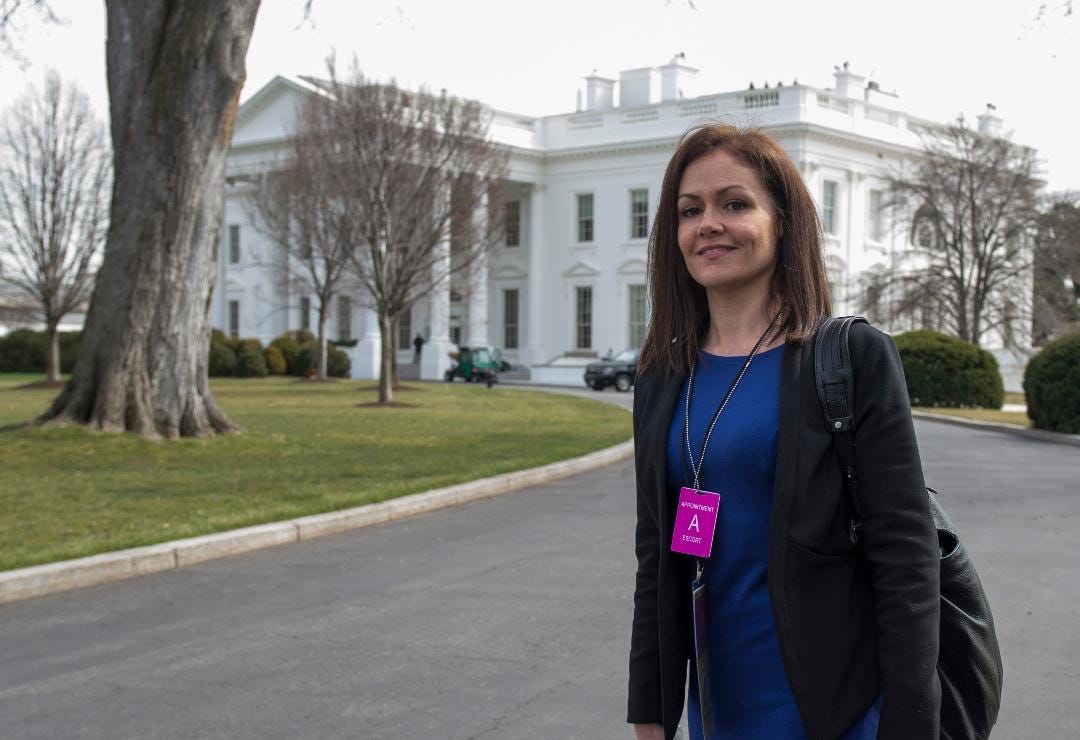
top-left (683, 311), bottom-right (782, 492)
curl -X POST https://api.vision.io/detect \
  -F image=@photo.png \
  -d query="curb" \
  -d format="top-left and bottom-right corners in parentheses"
top-left (0, 438), bottom-right (634, 605)
top-left (912, 410), bottom-right (1080, 448)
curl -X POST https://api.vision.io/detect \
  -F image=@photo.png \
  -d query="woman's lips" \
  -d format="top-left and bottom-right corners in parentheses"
top-left (698, 245), bottom-right (735, 257)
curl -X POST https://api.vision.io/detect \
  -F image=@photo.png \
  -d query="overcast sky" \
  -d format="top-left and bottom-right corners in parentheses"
top-left (2, 0), bottom-right (1077, 190)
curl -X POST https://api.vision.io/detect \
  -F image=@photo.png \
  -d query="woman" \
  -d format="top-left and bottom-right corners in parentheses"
top-left (627, 125), bottom-right (940, 740)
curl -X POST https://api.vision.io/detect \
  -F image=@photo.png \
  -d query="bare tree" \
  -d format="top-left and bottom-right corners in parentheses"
top-left (0, 72), bottom-right (109, 383)
top-left (1033, 194), bottom-right (1080, 344)
top-left (310, 60), bottom-right (508, 404)
top-left (41, 1), bottom-right (261, 437)
top-left (881, 118), bottom-right (1041, 347)
top-left (245, 98), bottom-right (361, 380)
top-left (0, 0), bottom-right (59, 65)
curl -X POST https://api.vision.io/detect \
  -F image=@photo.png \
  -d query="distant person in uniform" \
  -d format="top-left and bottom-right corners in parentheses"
top-left (413, 333), bottom-right (425, 363)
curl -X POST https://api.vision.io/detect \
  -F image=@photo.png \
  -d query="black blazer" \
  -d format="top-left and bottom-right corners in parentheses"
top-left (628, 323), bottom-right (941, 740)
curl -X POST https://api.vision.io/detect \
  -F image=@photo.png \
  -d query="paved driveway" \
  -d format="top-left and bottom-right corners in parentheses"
top-left (0, 394), bottom-right (1076, 738)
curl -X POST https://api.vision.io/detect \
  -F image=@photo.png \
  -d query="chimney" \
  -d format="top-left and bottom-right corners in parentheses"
top-left (584, 72), bottom-right (615, 111)
top-left (833, 61), bottom-right (866, 99)
top-left (977, 104), bottom-right (1003, 136)
top-left (619, 67), bottom-right (657, 108)
top-left (659, 53), bottom-right (698, 102)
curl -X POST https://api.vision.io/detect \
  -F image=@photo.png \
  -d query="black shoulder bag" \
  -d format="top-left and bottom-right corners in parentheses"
top-left (814, 315), bottom-right (1004, 740)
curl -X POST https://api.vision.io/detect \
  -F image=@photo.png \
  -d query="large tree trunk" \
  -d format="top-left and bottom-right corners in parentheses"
top-left (378, 312), bottom-right (395, 404)
top-left (41, 1), bottom-right (260, 438)
top-left (45, 320), bottom-right (60, 384)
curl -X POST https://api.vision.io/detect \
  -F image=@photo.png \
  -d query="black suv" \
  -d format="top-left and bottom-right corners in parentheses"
top-left (584, 349), bottom-right (638, 392)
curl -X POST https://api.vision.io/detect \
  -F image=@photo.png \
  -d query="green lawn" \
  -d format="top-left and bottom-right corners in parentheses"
top-left (0, 376), bottom-right (631, 571)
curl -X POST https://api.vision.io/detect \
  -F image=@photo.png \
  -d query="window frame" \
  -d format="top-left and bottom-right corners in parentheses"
top-left (576, 193), bottom-right (595, 244)
top-left (575, 285), bottom-right (593, 350)
top-left (628, 284), bottom-right (648, 349)
top-left (866, 188), bottom-right (885, 243)
top-left (228, 300), bottom-right (240, 338)
top-left (228, 224), bottom-right (241, 265)
top-left (503, 288), bottom-right (519, 349)
top-left (629, 188), bottom-right (649, 240)
top-left (822, 180), bottom-right (838, 236)
top-left (337, 295), bottom-right (352, 342)
top-left (300, 296), bottom-right (311, 331)
top-left (505, 200), bottom-right (521, 247)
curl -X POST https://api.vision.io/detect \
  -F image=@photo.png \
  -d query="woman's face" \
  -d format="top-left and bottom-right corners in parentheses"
top-left (676, 149), bottom-right (780, 300)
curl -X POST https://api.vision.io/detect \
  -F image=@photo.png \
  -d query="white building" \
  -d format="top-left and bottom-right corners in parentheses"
top-left (217, 59), bottom-right (1031, 388)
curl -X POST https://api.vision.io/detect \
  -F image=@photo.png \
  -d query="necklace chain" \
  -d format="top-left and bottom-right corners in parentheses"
top-left (684, 311), bottom-right (782, 491)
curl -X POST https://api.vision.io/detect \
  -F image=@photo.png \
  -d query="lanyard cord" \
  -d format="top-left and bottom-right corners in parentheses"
top-left (684, 310), bottom-right (782, 492)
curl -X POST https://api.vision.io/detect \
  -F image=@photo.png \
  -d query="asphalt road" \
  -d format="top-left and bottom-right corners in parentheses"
top-left (1, 387), bottom-right (1076, 739)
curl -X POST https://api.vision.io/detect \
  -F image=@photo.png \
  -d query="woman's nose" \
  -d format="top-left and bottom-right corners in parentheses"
top-left (698, 209), bottom-right (723, 236)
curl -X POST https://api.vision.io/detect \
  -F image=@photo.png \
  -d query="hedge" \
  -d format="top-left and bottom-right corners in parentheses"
top-left (893, 330), bottom-right (1004, 409)
top-left (0, 329), bottom-right (82, 373)
top-left (1024, 332), bottom-right (1080, 433)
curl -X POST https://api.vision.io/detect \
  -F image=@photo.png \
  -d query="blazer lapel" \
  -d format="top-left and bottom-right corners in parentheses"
top-left (643, 371), bottom-right (686, 521)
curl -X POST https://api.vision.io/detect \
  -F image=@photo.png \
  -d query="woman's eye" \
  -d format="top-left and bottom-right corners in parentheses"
top-left (725, 200), bottom-right (747, 211)
top-left (680, 206), bottom-right (701, 218)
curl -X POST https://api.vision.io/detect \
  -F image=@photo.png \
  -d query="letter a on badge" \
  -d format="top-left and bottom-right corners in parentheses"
top-left (689, 514), bottom-right (700, 532)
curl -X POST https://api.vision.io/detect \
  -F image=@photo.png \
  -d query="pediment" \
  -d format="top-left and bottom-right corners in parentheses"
top-left (494, 263), bottom-right (527, 280)
top-left (232, 76), bottom-right (323, 148)
top-left (563, 260), bottom-right (601, 278)
top-left (616, 258), bottom-right (647, 275)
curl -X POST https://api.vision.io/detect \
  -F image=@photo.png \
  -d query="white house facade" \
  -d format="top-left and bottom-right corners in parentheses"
top-left (215, 59), bottom-right (1031, 388)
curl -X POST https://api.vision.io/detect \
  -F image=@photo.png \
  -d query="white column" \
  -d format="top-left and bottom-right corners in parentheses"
top-left (524, 183), bottom-right (545, 366)
top-left (421, 193), bottom-right (453, 380)
top-left (466, 191), bottom-right (490, 347)
top-left (352, 305), bottom-right (381, 380)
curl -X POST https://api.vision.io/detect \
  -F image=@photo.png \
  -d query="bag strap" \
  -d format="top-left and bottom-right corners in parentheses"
top-left (813, 315), bottom-right (869, 542)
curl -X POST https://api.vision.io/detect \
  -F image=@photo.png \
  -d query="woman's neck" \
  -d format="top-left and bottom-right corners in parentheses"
top-left (701, 290), bottom-right (782, 356)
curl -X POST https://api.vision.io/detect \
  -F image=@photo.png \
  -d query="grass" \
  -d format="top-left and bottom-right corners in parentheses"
top-left (913, 407), bottom-right (1031, 427)
top-left (1004, 391), bottom-right (1026, 406)
top-left (0, 376), bottom-right (631, 571)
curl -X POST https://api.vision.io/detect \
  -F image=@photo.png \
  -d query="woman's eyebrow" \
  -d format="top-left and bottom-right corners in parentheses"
top-left (677, 184), bottom-right (747, 201)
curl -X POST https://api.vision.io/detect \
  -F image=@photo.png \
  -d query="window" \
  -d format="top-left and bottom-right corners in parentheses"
top-left (505, 200), bottom-right (521, 247)
top-left (867, 189), bottom-right (885, 243)
top-left (300, 296), bottom-right (311, 331)
top-left (577, 193), bottom-right (594, 243)
top-left (503, 289), bottom-right (519, 349)
top-left (228, 224), bottom-right (240, 264)
top-left (398, 309), bottom-right (412, 350)
top-left (630, 189), bottom-right (649, 239)
top-left (337, 295), bottom-right (352, 342)
top-left (576, 286), bottom-right (592, 349)
top-left (450, 326), bottom-right (462, 345)
top-left (628, 284), bottom-right (648, 348)
top-left (228, 300), bottom-right (240, 338)
top-left (916, 222), bottom-right (934, 248)
top-left (822, 181), bottom-right (837, 235)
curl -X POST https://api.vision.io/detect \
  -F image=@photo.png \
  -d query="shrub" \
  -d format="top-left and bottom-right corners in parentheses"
top-left (264, 345), bottom-right (287, 375)
top-left (293, 341), bottom-right (317, 377)
top-left (208, 342), bottom-right (236, 377)
top-left (327, 345), bottom-right (351, 378)
top-left (269, 335), bottom-right (302, 375)
top-left (1024, 332), bottom-right (1080, 433)
top-left (0, 329), bottom-right (82, 373)
top-left (234, 338), bottom-right (268, 378)
top-left (893, 330), bottom-right (1004, 408)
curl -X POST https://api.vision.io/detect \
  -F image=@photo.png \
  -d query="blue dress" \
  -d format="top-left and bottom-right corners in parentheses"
top-left (666, 346), bottom-right (880, 740)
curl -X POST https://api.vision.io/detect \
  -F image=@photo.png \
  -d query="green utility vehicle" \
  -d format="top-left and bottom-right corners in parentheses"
top-left (444, 346), bottom-right (501, 387)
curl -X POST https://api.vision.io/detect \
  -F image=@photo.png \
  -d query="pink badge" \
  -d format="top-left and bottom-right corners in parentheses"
top-left (671, 486), bottom-right (721, 558)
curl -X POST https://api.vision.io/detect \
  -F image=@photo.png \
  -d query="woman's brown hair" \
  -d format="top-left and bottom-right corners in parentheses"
top-left (637, 123), bottom-right (832, 376)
